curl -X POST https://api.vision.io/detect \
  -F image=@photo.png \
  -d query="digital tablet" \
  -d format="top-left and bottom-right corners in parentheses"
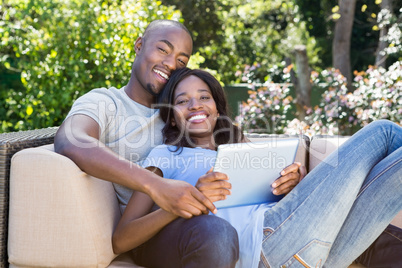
top-left (213, 139), bottom-right (299, 209)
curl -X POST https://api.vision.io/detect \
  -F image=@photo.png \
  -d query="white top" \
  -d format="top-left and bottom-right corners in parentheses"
top-left (143, 145), bottom-right (276, 268)
top-left (66, 86), bottom-right (164, 212)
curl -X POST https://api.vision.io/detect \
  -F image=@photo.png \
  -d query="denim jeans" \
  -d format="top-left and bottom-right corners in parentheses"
top-left (132, 214), bottom-right (239, 268)
top-left (260, 120), bottom-right (402, 267)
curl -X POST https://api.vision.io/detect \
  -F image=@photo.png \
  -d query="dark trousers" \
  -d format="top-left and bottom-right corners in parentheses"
top-left (355, 224), bottom-right (402, 268)
top-left (132, 215), bottom-right (239, 268)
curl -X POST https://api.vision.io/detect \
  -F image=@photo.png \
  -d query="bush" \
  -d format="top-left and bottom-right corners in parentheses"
top-left (0, 0), bottom-right (182, 132)
top-left (237, 62), bottom-right (401, 136)
top-left (235, 82), bottom-right (294, 134)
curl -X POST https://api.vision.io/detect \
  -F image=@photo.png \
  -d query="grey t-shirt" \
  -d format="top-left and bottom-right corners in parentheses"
top-left (66, 86), bottom-right (164, 212)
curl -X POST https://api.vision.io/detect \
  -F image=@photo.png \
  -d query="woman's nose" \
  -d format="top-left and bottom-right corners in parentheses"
top-left (189, 98), bottom-right (203, 110)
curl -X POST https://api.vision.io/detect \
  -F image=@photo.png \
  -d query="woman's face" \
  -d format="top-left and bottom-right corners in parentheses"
top-left (172, 75), bottom-right (219, 139)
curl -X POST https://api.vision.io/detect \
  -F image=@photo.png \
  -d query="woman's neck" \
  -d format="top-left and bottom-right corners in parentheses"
top-left (192, 136), bottom-right (216, 150)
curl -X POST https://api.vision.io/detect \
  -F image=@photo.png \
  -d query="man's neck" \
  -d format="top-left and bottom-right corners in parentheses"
top-left (125, 80), bottom-right (155, 108)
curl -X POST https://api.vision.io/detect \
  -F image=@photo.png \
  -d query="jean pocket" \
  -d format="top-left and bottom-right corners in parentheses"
top-left (283, 239), bottom-right (331, 268)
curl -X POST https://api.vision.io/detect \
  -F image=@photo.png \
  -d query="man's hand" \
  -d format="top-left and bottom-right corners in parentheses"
top-left (195, 168), bottom-right (231, 204)
top-left (272, 162), bottom-right (307, 195)
top-left (148, 178), bottom-right (218, 219)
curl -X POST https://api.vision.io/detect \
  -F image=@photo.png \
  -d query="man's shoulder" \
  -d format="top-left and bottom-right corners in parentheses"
top-left (83, 86), bottom-right (123, 98)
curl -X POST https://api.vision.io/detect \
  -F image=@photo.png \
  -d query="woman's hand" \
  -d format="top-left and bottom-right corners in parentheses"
top-left (195, 168), bottom-right (232, 209)
top-left (272, 162), bottom-right (307, 195)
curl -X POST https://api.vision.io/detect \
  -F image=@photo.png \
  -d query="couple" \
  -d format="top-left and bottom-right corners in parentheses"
top-left (55, 20), bottom-right (402, 267)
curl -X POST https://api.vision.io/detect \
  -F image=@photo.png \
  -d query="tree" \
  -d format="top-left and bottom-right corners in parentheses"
top-left (160, 0), bottom-right (224, 52)
top-left (376, 0), bottom-right (393, 67)
top-left (0, 0), bottom-right (182, 132)
top-left (332, 0), bottom-right (357, 90)
top-left (293, 45), bottom-right (312, 120)
top-left (196, 0), bottom-right (320, 84)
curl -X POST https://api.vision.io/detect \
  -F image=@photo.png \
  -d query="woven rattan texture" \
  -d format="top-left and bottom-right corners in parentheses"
top-left (0, 127), bottom-right (58, 267)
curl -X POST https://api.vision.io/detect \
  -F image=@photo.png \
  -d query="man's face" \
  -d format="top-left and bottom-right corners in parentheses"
top-left (132, 26), bottom-right (193, 98)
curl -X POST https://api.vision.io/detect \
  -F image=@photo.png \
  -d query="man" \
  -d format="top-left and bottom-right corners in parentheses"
top-left (55, 20), bottom-right (240, 266)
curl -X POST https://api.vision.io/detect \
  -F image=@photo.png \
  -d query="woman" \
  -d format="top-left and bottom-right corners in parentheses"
top-left (113, 68), bottom-right (402, 267)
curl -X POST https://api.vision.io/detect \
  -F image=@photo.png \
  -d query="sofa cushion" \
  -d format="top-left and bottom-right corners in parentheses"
top-left (8, 144), bottom-right (120, 267)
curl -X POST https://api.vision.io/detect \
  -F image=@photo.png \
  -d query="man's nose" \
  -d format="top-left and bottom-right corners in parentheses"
top-left (162, 54), bottom-right (176, 71)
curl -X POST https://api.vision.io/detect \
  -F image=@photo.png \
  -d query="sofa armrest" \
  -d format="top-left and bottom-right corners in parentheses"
top-left (8, 144), bottom-right (120, 267)
top-left (0, 127), bottom-right (58, 267)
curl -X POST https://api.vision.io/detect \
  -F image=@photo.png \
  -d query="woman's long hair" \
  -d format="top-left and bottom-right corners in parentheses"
top-left (157, 68), bottom-right (244, 150)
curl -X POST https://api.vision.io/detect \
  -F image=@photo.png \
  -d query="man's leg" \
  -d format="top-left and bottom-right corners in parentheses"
top-left (354, 224), bottom-right (402, 268)
top-left (259, 120), bottom-right (402, 267)
top-left (132, 214), bottom-right (239, 268)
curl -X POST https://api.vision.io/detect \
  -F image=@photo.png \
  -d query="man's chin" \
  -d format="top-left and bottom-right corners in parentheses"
top-left (146, 84), bottom-right (161, 97)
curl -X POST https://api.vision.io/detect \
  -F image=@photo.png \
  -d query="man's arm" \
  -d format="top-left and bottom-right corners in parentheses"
top-left (54, 114), bottom-right (216, 218)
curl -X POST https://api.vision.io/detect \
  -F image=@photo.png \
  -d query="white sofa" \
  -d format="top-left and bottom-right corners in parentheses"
top-left (7, 134), bottom-right (401, 267)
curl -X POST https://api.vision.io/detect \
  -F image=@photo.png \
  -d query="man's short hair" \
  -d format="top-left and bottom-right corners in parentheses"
top-left (142, 19), bottom-right (192, 39)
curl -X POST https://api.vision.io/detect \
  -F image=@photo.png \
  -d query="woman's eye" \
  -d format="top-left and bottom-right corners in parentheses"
top-left (159, 48), bottom-right (167, 53)
top-left (201, 96), bottom-right (211, 100)
top-left (176, 100), bottom-right (187, 105)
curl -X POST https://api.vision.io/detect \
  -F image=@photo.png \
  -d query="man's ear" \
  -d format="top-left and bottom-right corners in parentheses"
top-left (134, 37), bottom-right (143, 53)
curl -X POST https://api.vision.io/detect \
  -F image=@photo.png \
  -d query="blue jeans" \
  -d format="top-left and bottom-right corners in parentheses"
top-left (260, 120), bottom-right (402, 267)
top-left (132, 214), bottom-right (239, 268)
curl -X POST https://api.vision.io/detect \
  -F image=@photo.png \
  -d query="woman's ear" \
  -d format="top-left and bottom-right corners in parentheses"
top-left (171, 118), bottom-right (176, 126)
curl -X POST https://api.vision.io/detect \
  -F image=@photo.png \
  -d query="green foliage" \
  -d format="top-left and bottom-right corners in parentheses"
top-left (0, 0), bottom-right (182, 132)
top-left (160, 0), bottom-right (224, 52)
top-left (237, 62), bottom-right (402, 136)
top-left (296, 0), bottom-right (402, 71)
top-left (236, 83), bottom-right (294, 134)
top-left (197, 0), bottom-right (321, 85)
top-left (294, 62), bottom-right (402, 136)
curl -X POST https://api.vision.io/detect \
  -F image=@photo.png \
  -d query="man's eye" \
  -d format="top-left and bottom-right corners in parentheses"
top-left (159, 48), bottom-right (167, 53)
top-left (178, 59), bottom-right (186, 66)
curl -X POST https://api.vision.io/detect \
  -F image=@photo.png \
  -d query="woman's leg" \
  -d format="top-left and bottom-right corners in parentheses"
top-left (132, 214), bottom-right (239, 268)
top-left (324, 145), bottom-right (402, 266)
top-left (259, 120), bottom-right (402, 267)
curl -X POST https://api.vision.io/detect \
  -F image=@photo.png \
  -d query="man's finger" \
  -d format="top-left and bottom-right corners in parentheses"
top-left (174, 204), bottom-right (202, 219)
top-left (191, 188), bottom-right (217, 214)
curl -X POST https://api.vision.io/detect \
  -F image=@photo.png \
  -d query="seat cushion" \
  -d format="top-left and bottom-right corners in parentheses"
top-left (8, 144), bottom-right (120, 267)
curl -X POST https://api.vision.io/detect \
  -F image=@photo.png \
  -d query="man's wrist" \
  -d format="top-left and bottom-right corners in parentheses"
top-left (140, 171), bottom-right (160, 198)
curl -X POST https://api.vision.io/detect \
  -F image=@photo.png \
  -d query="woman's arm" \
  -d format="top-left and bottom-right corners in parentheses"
top-left (112, 168), bottom-right (179, 254)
